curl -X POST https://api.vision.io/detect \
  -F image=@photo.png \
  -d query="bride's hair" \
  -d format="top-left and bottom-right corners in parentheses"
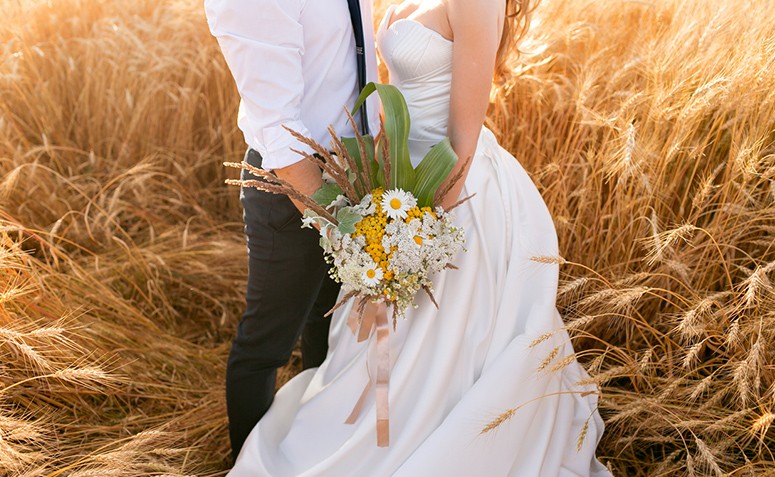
top-left (495, 0), bottom-right (536, 80)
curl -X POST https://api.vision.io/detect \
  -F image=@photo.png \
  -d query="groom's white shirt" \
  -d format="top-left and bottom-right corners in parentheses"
top-left (204, 0), bottom-right (379, 171)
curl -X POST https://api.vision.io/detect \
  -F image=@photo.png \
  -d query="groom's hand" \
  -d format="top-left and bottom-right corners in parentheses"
top-left (274, 160), bottom-right (323, 216)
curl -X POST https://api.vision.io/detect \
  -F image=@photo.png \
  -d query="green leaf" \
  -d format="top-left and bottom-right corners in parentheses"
top-left (352, 82), bottom-right (414, 191)
top-left (412, 138), bottom-right (458, 208)
top-left (336, 207), bottom-right (362, 235)
top-left (374, 143), bottom-right (386, 189)
top-left (351, 82), bottom-right (377, 116)
top-left (312, 183), bottom-right (344, 207)
top-left (342, 135), bottom-right (381, 187)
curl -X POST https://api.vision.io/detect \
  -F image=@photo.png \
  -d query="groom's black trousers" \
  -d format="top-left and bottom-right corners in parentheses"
top-left (226, 148), bottom-right (340, 460)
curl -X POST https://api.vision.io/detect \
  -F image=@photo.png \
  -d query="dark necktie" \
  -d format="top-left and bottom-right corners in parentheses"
top-left (346, 0), bottom-right (370, 135)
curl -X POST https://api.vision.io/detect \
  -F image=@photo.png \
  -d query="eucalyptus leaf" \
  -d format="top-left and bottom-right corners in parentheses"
top-left (336, 207), bottom-right (362, 235)
top-left (312, 183), bottom-right (344, 208)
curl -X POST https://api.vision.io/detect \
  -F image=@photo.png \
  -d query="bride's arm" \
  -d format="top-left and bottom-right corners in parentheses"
top-left (441, 0), bottom-right (504, 209)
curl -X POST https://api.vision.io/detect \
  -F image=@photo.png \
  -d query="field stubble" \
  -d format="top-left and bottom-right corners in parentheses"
top-left (0, 0), bottom-right (773, 475)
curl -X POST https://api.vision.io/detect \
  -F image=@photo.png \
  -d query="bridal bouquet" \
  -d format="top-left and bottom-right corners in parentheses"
top-left (226, 83), bottom-right (468, 323)
top-left (313, 186), bottom-right (463, 320)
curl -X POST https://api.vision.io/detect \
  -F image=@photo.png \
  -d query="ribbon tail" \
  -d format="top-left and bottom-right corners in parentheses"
top-left (346, 298), bottom-right (362, 335)
top-left (343, 298), bottom-right (391, 447)
top-left (358, 306), bottom-right (376, 342)
top-left (346, 298), bottom-right (376, 342)
top-left (374, 302), bottom-right (390, 447)
top-left (345, 380), bottom-right (372, 425)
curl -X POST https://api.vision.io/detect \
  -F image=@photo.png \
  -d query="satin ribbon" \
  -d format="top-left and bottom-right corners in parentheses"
top-left (345, 298), bottom-right (390, 447)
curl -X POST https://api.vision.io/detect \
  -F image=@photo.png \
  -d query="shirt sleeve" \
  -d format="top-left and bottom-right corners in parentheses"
top-left (204, 0), bottom-right (313, 170)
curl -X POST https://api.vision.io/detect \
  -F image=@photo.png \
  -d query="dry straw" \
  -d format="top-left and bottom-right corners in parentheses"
top-left (1, 0), bottom-right (774, 475)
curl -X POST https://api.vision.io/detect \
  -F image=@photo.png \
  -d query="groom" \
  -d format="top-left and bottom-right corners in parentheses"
top-left (204, 0), bottom-right (379, 460)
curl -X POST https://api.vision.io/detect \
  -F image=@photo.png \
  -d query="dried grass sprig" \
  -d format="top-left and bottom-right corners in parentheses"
top-left (324, 290), bottom-right (360, 318)
top-left (422, 285), bottom-right (439, 309)
top-left (434, 155), bottom-right (473, 206)
top-left (223, 162), bottom-right (337, 224)
top-left (344, 108), bottom-right (375, 192)
top-left (328, 126), bottom-right (367, 198)
top-left (444, 193), bottom-right (477, 213)
top-left (282, 126), bottom-right (360, 203)
top-left (379, 116), bottom-right (391, 187)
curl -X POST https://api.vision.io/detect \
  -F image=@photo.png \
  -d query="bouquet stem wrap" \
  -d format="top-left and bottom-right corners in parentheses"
top-left (345, 298), bottom-right (391, 447)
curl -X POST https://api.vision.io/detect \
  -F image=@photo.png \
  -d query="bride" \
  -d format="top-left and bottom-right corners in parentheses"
top-left (229, 0), bottom-right (611, 475)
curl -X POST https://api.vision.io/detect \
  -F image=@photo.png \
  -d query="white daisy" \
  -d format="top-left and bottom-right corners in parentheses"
top-left (412, 235), bottom-right (433, 247)
top-left (362, 262), bottom-right (384, 287)
top-left (381, 188), bottom-right (416, 220)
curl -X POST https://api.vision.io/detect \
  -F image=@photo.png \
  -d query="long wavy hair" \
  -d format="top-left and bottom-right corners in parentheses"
top-left (495, 0), bottom-right (536, 80)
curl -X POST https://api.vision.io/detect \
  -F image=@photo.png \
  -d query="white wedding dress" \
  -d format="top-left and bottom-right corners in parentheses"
top-left (229, 7), bottom-right (611, 476)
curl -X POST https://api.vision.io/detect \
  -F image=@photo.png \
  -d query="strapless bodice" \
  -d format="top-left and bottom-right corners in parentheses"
top-left (376, 5), bottom-right (454, 164)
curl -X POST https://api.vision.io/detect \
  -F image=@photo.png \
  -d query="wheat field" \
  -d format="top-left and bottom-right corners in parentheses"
top-left (1, 0), bottom-right (773, 475)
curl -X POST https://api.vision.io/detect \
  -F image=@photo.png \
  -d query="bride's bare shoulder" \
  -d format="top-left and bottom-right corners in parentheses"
top-left (446, 0), bottom-right (504, 15)
top-left (391, 1), bottom-right (421, 20)
top-left (446, 0), bottom-right (504, 30)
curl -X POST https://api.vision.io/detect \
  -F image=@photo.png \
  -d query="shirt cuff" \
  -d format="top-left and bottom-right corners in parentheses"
top-left (256, 120), bottom-right (316, 171)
